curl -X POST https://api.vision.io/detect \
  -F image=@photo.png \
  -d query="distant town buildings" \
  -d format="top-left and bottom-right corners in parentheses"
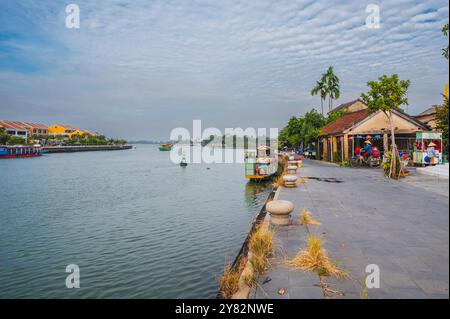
top-left (0, 121), bottom-right (97, 139)
top-left (0, 120), bottom-right (48, 138)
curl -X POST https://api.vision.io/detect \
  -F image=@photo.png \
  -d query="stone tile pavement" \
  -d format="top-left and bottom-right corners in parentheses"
top-left (250, 159), bottom-right (449, 299)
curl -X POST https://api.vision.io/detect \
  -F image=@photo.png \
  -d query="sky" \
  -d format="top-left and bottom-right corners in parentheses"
top-left (0, 0), bottom-right (448, 140)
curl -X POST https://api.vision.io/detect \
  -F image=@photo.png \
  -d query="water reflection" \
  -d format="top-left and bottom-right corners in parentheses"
top-left (244, 181), bottom-right (272, 210)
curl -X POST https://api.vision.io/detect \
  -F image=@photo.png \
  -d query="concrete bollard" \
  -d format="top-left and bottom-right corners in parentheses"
top-left (287, 165), bottom-right (297, 175)
top-left (266, 200), bottom-right (294, 226)
top-left (283, 174), bottom-right (298, 188)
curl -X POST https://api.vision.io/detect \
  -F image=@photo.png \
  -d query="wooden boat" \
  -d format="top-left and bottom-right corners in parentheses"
top-left (245, 145), bottom-right (278, 181)
top-left (0, 145), bottom-right (42, 159)
top-left (159, 143), bottom-right (173, 151)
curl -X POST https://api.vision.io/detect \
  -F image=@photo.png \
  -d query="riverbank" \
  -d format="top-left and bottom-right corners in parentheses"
top-left (42, 145), bottom-right (132, 153)
top-left (250, 159), bottom-right (449, 299)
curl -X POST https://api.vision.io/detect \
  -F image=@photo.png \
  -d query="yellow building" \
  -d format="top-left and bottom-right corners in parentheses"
top-left (48, 124), bottom-right (77, 135)
top-left (68, 130), bottom-right (90, 138)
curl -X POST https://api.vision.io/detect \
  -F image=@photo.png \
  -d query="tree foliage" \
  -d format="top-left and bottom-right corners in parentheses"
top-left (443, 23), bottom-right (449, 60)
top-left (311, 66), bottom-right (340, 114)
top-left (311, 80), bottom-right (327, 115)
top-left (279, 109), bottom-right (326, 149)
top-left (360, 74), bottom-right (410, 179)
top-left (6, 136), bottom-right (28, 145)
top-left (360, 74), bottom-right (410, 114)
top-left (68, 133), bottom-right (127, 146)
top-left (0, 127), bottom-right (9, 145)
top-left (435, 95), bottom-right (449, 157)
top-left (324, 66), bottom-right (340, 111)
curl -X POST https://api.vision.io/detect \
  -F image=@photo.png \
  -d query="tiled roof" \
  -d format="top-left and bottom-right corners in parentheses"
top-left (416, 106), bottom-right (437, 116)
top-left (0, 120), bottom-right (28, 131)
top-left (20, 122), bottom-right (49, 129)
top-left (62, 124), bottom-right (78, 130)
top-left (330, 99), bottom-right (366, 113)
top-left (0, 120), bottom-right (48, 130)
top-left (320, 109), bottom-right (370, 135)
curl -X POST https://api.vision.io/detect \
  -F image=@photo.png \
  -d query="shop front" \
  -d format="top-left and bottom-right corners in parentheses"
top-left (413, 132), bottom-right (443, 165)
top-left (319, 108), bottom-right (430, 164)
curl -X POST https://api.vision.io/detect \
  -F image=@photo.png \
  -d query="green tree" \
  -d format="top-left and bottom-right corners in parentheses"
top-left (435, 95), bottom-right (449, 158)
top-left (443, 23), bottom-right (449, 60)
top-left (361, 74), bottom-right (410, 178)
top-left (299, 110), bottom-right (327, 148)
top-left (279, 110), bottom-right (326, 149)
top-left (311, 79), bottom-right (327, 115)
top-left (279, 116), bottom-right (302, 148)
top-left (0, 127), bottom-right (9, 145)
top-left (323, 66), bottom-right (340, 112)
top-left (7, 136), bottom-right (27, 145)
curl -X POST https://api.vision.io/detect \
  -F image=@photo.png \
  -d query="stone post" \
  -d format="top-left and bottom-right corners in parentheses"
top-left (266, 200), bottom-right (294, 226)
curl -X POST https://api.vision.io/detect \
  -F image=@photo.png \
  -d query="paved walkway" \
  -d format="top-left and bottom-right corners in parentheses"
top-left (250, 160), bottom-right (449, 299)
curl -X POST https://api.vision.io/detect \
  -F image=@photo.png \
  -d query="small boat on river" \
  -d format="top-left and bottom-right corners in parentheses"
top-left (180, 154), bottom-right (188, 167)
top-left (159, 143), bottom-right (173, 151)
top-left (0, 145), bottom-right (42, 159)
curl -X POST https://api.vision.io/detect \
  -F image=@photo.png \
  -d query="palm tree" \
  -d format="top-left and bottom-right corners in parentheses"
top-left (311, 79), bottom-right (327, 115)
top-left (324, 66), bottom-right (340, 112)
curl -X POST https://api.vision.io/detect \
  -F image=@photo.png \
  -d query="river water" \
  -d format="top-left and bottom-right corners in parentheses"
top-left (0, 145), bottom-right (271, 298)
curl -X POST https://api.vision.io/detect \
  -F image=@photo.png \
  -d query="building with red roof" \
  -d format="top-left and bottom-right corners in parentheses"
top-left (0, 120), bottom-right (49, 139)
top-left (317, 100), bottom-right (430, 162)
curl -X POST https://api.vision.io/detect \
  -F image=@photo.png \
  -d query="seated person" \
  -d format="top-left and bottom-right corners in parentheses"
top-left (362, 140), bottom-right (373, 157)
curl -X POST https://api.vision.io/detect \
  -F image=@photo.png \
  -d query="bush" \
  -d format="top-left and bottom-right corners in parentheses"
top-left (339, 160), bottom-right (352, 167)
top-left (7, 136), bottom-right (27, 145)
top-left (382, 151), bottom-right (401, 177)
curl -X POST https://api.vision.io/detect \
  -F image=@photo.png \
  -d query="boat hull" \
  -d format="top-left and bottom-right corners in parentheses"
top-left (159, 147), bottom-right (172, 151)
top-left (246, 173), bottom-right (276, 182)
top-left (0, 154), bottom-right (42, 159)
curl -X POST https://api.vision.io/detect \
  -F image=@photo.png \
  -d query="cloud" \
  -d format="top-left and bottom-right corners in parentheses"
top-left (0, 0), bottom-right (448, 139)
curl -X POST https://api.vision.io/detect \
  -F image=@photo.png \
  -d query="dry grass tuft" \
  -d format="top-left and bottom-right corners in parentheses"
top-left (298, 210), bottom-right (321, 226)
top-left (297, 176), bottom-right (306, 185)
top-left (249, 226), bottom-right (275, 275)
top-left (360, 286), bottom-right (369, 299)
top-left (242, 272), bottom-right (257, 288)
top-left (219, 265), bottom-right (241, 298)
top-left (286, 235), bottom-right (347, 278)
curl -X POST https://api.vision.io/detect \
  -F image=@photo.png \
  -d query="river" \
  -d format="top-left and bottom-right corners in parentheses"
top-left (0, 145), bottom-right (272, 298)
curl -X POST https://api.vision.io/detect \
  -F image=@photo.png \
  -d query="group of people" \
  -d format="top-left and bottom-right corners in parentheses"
top-left (355, 140), bottom-right (381, 159)
top-left (355, 139), bottom-right (440, 166)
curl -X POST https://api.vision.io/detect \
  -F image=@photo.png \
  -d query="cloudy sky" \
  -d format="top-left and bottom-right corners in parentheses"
top-left (0, 0), bottom-right (448, 140)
